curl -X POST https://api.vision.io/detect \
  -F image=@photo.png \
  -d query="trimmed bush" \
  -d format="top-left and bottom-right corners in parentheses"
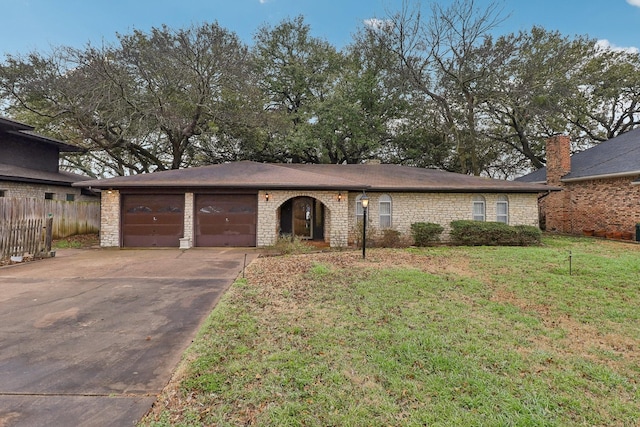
top-left (377, 229), bottom-right (403, 248)
top-left (513, 225), bottom-right (543, 246)
top-left (450, 220), bottom-right (541, 246)
top-left (410, 222), bottom-right (444, 246)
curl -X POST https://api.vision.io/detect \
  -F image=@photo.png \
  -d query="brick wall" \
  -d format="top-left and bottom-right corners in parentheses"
top-left (0, 180), bottom-right (96, 202)
top-left (540, 176), bottom-right (640, 236)
top-left (539, 135), bottom-right (640, 237)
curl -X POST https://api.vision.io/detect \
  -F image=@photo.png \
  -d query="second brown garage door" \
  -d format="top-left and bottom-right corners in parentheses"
top-left (195, 194), bottom-right (257, 247)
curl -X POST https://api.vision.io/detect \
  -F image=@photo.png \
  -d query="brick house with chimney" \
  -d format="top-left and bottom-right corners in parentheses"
top-left (517, 129), bottom-right (640, 239)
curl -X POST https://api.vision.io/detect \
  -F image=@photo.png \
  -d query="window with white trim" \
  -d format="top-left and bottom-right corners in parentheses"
top-left (379, 194), bottom-right (392, 228)
top-left (472, 195), bottom-right (486, 221)
top-left (355, 193), bottom-right (364, 222)
top-left (496, 195), bottom-right (509, 224)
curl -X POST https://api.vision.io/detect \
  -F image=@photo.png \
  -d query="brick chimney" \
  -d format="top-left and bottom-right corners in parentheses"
top-left (543, 135), bottom-right (571, 233)
top-left (545, 135), bottom-right (571, 185)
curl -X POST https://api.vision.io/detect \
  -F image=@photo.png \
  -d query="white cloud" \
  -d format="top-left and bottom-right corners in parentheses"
top-left (363, 18), bottom-right (394, 31)
top-left (626, 0), bottom-right (640, 7)
top-left (596, 39), bottom-right (639, 54)
top-left (259, 0), bottom-right (269, 3)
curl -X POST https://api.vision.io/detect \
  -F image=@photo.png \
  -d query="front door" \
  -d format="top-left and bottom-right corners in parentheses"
top-left (292, 197), bottom-right (313, 239)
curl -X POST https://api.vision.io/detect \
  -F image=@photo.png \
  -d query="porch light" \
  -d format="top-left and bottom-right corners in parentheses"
top-left (337, 192), bottom-right (343, 202)
top-left (265, 192), bottom-right (270, 202)
top-left (361, 192), bottom-right (369, 259)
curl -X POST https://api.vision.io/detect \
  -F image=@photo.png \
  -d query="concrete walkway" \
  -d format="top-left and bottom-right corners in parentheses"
top-left (0, 247), bottom-right (259, 427)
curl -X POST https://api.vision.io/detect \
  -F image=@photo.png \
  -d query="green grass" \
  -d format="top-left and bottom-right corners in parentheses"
top-left (140, 236), bottom-right (640, 426)
top-left (52, 233), bottom-right (99, 249)
top-left (52, 239), bottom-right (83, 249)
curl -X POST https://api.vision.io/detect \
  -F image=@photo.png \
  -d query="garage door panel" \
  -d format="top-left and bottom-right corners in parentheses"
top-left (122, 233), bottom-right (180, 248)
top-left (199, 224), bottom-right (255, 233)
top-left (122, 195), bottom-right (184, 247)
top-left (195, 194), bottom-right (256, 247)
top-left (197, 234), bottom-right (255, 247)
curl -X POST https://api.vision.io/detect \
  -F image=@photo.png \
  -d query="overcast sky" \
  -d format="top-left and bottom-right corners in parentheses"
top-left (0, 0), bottom-right (638, 55)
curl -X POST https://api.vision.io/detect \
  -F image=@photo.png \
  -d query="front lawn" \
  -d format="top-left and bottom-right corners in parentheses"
top-left (141, 236), bottom-right (640, 426)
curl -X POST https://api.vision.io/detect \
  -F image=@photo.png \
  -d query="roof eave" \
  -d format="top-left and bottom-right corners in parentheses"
top-left (73, 182), bottom-right (369, 191)
top-left (7, 130), bottom-right (83, 152)
top-left (561, 170), bottom-right (640, 183)
top-left (1, 175), bottom-right (76, 187)
top-left (73, 181), bottom-right (557, 193)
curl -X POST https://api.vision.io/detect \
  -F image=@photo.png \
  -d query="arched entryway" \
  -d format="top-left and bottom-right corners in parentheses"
top-left (279, 196), bottom-right (325, 241)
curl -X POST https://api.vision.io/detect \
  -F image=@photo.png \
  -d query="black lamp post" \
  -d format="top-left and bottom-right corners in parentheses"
top-left (361, 193), bottom-right (369, 259)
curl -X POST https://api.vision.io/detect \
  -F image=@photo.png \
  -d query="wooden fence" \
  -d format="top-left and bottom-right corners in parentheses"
top-left (0, 218), bottom-right (47, 260)
top-left (0, 197), bottom-right (100, 239)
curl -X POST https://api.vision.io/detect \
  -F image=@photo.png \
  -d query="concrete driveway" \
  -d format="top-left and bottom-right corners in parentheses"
top-left (0, 247), bottom-right (259, 427)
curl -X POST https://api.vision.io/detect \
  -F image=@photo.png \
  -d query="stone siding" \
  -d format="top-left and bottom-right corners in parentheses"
top-left (540, 176), bottom-right (640, 236)
top-left (100, 190), bottom-right (121, 247)
top-left (348, 192), bottom-right (539, 243)
top-left (257, 190), bottom-right (348, 247)
top-left (0, 180), bottom-right (96, 202)
top-left (99, 189), bottom-right (541, 248)
top-left (183, 192), bottom-right (194, 247)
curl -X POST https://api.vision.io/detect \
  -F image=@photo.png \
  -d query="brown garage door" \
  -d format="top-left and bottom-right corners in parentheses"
top-left (122, 194), bottom-right (184, 247)
top-left (195, 194), bottom-right (257, 247)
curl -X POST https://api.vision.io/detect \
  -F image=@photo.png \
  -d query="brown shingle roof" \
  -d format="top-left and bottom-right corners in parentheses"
top-left (74, 161), bottom-right (557, 193)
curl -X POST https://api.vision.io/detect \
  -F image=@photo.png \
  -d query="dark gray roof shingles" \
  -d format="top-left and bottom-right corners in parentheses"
top-left (517, 127), bottom-right (640, 183)
top-left (1, 116), bottom-right (83, 152)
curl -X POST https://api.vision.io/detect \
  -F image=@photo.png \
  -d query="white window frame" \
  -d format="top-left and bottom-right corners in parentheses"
top-left (472, 195), bottom-right (486, 221)
top-left (379, 195), bottom-right (392, 228)
top-left (355, 193), bottom-right (364, 221)
top-left (496, 195), bottom-right (509, 224)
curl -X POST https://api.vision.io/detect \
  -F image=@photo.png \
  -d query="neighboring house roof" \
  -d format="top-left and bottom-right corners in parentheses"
top-left (0, 163), bottom-right (90, 186)
top-left (517, 128), bottom-right (640, 183)
top-left (74, 160), bottom-right (556, 193)
top-left (0, 117), bottom-right (83, 153)
top-left (0, 116), bottom-right (91, 188)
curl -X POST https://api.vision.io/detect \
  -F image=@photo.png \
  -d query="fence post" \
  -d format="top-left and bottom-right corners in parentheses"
top-left (44, 215), bottom-right (53, 254)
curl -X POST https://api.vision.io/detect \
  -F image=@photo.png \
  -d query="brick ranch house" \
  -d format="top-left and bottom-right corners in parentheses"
top-left (0, 117), bottom-right (96, 202)
top-left (74, 161), bottom-right (555, 248)
top-left (517, 129), bottom-right (640, 239)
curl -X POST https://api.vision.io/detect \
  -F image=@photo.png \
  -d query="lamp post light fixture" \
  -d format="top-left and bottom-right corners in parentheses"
top-left (361, 192), bottom-right (369, 259)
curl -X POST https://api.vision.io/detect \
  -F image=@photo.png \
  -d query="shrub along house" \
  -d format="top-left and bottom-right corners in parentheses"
top-left (517, 130), bottom-right (640, 239)
top-left (74, 161), bottom-right (555, 248)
